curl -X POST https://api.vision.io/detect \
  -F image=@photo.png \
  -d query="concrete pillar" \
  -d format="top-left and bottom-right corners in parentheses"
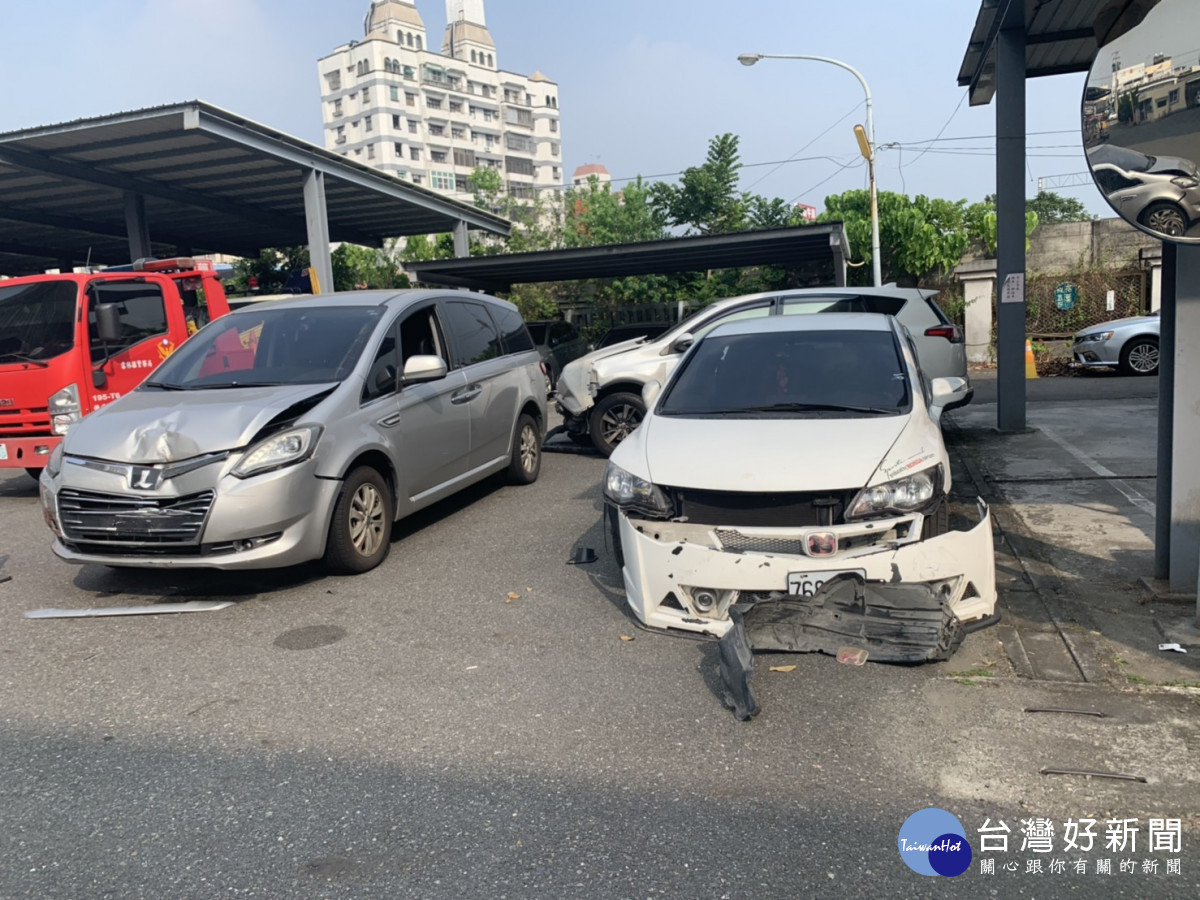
top-left (123, 191), bottom-right (152, 262)
top-left (303, 169), bottom-right (333, 295)
top-left (1142, 245), bottom-right (1163, 312)
top-left (1170, 244), bottom-right (1200, 596)
top-left (995, 9), bottom-right (1027, 432)
top-left (453, 220), bottom-right (469, 258)
top-left (953, 259), bottom-right (996, 364)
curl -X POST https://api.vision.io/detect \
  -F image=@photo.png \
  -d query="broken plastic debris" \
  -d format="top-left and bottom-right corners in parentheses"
top-left (506, 591), bottom-right (521, 601)
top-left (768, 665), bottom-right (797, 673)
top-left (25, 600), bottom-right (235, 619)
top-left (567, 547), bottom-right (598, 565)
top-left (619, 634), bottom-right (635, 642)
top-left (836, 646), bottom-right (869, 666)
top-left (1158, 643), bottom-right (1188, 654)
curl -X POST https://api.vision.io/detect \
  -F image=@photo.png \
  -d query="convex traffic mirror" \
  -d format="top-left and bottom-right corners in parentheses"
top-left (1083, 0), bottom-right (1200, 243)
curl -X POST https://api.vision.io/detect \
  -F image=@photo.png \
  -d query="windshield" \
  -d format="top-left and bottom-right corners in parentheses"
top-left (1088, 144), bottom-right (1154, 172)
top-left (144, 305), bottom-right (383, 390)
top-left (0, 280), bottom-right (78, 363)
top-left (659, 329), bottom-right (911, 417)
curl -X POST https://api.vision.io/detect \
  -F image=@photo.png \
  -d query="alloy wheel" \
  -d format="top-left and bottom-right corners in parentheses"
top-left (1127, 342), bottom-right (1159, 374)
top-left (348, 483), bottom-right (386, 557)
top-left (600, 403), bottom-right (642, 444)
top-left (519, 423), bottom-right (539, 474)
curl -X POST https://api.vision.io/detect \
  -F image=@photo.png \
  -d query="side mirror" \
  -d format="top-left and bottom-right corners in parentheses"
top-left (669, 332), bottom-right (695, 354)
top-left (93, 369), bottom-right (108, 389)
top-left (929, 376), bottom-right (967, 410)
top-left (641, 380), bottom-right (662, 407)
top-left (96, 304), bottom-right (122, 343)
top-left (401, 354), bottom-right (448, 385)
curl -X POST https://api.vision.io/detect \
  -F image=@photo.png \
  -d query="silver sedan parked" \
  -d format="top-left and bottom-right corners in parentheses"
top-left (40, 290), bottom-right (546, 574)
top-left (1071, 311), bottom-right (1159, 376)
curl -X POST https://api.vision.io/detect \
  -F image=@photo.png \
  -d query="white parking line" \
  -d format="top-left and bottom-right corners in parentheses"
top-left (1038, 424), bottom-right (1157, 518)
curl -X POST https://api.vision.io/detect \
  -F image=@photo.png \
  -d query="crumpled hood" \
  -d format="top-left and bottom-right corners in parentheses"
top-left (63, 383), bottom-right (337, 463)
top-left (633, 413), bottom-right (916, 492)
top-left (558, 337), bottom-right (655, 412)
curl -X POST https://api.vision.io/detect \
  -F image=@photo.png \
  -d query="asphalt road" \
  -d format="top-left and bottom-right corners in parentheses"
top-left (1, 385), bottom-right (1196, 897)
top-left (968, 366), bottom-right (1160, 405)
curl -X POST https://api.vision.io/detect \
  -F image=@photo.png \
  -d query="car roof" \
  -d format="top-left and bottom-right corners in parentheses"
top-left (223, 288), bottom-right (515, 316)
top-left (706, 312), bottom-right (897, 340)
top-left (702, 285), bottom-right (935, 309)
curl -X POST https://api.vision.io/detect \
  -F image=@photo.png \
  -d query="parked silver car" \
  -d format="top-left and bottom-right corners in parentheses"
top-left (1087, 144), bottom-right (1200, 238)
top-left (556, 286), bottom-right (971, 456)
top-left (39, 290), bottom-right (547, 573)
top-left (1071, 310), bottom-right (1160, 376)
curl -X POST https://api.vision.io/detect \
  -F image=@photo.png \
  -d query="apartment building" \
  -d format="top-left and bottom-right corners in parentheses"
top-left (318, 0), bottom-right (563, 203)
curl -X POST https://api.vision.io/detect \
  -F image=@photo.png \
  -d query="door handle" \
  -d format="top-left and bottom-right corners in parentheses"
top-left (450, 386), bottom-right (482, 404)
top-left (377, 413), bottom-right (401, 427)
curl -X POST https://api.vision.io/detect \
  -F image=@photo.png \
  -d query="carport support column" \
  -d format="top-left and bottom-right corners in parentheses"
top-left (1169, 244), bottom-right (1200, 598)
top-left (303, 169), bottom-right (334, 295)
top-left (994, 7), bottom-right (1026, 432)
top-left (123, 191), bottom-right (152, 262)
top-left (453, 220), bottom-right (469, 258)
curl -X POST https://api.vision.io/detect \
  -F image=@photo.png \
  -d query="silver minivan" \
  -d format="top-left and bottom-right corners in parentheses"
top-left (39, 290), bottom-right (547, 574)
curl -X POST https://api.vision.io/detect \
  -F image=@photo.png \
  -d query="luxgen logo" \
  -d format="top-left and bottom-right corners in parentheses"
top-left (898, 808), bottom-right (972, 877)
top-left (128, 467), bottom-right (163, 491)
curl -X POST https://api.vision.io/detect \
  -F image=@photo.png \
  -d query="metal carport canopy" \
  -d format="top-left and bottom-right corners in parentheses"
top-left (405, 223), bottom-right (850, 293)
top-left (0, 100), bottom-right (510, 276)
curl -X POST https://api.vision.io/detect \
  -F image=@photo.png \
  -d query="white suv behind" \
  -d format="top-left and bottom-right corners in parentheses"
top-left (555, 287), bottom-right (971, 455)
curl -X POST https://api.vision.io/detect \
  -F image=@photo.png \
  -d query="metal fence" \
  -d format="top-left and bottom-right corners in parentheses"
top-left (1023, 269), bottom-right (1146, 336)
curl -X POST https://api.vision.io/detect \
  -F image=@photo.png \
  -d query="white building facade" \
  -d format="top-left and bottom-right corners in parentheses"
top-left (318, 0), bottom-right (563, 204)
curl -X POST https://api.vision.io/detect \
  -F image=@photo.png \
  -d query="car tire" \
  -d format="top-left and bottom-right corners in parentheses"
top-left (1140, 202), bottom-right (1187, 237)
top-left (506, 413), bottom-right (542, 485)
top-left (921, 501), bottom-right (949, 540)
top-left (589, 392), bottom-right (645, 458)
top-left (1119, 337), bottom-right (1159, 376)
top-left (324, 466), bottom-right (392, 574)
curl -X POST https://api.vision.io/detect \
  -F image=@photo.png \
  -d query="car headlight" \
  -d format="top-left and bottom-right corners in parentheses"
top-left (1171, 176), bottom-right (1199, 189)
top-left (847, 465), bottom-right (942, 520)
top-left (603, 462), bottom-right (671, 518)
top-left (1075, 331), bottom-right (1114, 344)
top-left (44, 444), bottom-right (65, 479)
top-left (49, 383), bottom-right (81, 435)
top-left (231, 425), bottom-right (321, 479)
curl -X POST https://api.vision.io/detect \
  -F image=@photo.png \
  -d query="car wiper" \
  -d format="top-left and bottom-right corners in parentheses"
top-left (200, 381), bottom-right (288, 389)
top-left (735, 402), bottom-right (899, 415)
top-left (142, 380), bottom-right (186, 391)
top-left (0, 351), bottom-right (49, 368)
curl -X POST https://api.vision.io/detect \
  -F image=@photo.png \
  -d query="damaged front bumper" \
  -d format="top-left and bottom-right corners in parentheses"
top-left (614, 500), bottom-right (997, 639)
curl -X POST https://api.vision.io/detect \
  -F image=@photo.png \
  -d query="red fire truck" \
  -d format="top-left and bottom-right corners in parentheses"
top-left (0, 258), bottom-right (232, 477)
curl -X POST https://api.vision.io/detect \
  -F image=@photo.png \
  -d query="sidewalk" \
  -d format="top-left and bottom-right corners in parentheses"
top-left (944, 392), bottom-right (1200, 692)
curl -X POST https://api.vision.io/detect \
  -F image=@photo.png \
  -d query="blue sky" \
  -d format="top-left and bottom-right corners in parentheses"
top-left (0, 0), bottom-right (1111, 216)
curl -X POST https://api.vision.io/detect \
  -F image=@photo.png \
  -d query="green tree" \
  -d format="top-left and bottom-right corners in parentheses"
top-left (818, 190), bottom-right (974, 286)
top-left (652, 133), bottom-right (749, 235)
top-left (230, 246), bottom-right (310, 294)
top-left (563, 176), bottom-right (666, 247)
top-left (331, 241), bottom-right (410, 291)
top-left (1026, 190), bottom-right (1095, 224)
top-left (967, 197), bottom-right (1041, 256)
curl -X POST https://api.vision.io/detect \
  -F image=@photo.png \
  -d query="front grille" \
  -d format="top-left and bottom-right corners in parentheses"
top-left (0, 407), bottom-right (52, 438)
top-left (715, 530), bottom-right (805, 555)
top-left (58, 489), bottom-right (215, 546)
top-left (669, 488), bottom-right (855, 527)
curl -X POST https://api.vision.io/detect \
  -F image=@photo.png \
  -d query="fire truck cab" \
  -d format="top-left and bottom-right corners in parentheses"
top-left (0, 258), bottom-right (232, 477)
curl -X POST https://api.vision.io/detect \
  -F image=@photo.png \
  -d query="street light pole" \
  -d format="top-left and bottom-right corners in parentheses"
top-left (738, 53), bottom-right (882, 287)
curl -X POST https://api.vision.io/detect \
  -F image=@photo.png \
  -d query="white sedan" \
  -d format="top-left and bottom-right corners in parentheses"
top-left (602, 313), bottom-right (996, 665)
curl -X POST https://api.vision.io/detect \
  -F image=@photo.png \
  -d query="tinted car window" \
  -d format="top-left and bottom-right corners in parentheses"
top-left (525, 323), bottom-right (549, 345)
top-left (88, 283), bottom-right (168, 362)
top-left (781, 295), bottom-right (906, 316)
top-left (147, 306), bottom-right (383, 389)
top-left (488, 304), bottom-right (535, 354)
top-left (362, 323), bottom-right (399, 403)
top-left (550, 322), bottom-right (577, 343)
top-left (690, 303), bottom-right (772, 341)
top-left (443, 300), bottom-right (502, 367)
top-left (660, 329), bottom-right (910, 416)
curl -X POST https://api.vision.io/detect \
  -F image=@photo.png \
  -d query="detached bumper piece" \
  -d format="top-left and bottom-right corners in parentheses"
top-left (717, 574), bottom-right (965, 720)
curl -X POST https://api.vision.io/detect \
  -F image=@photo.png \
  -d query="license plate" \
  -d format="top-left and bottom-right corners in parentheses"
top-left (0, 443), bottom-right (7, 461)
top-left (787, 569), bottom-right (865, 597)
